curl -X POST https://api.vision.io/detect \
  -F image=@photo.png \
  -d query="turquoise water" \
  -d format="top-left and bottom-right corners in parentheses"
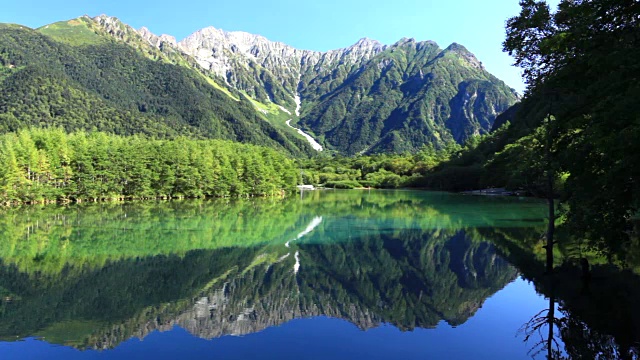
top-left (0, 190), bottom-right (634, 359)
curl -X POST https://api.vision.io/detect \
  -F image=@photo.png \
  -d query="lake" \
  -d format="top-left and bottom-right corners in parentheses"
top-left (0, 190), bottom-right (637, 359)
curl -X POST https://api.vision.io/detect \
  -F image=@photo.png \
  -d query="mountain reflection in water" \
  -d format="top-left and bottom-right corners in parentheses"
top-left (0, 229), bottom-right (515, 348)
top-left (0, 190), bottom-right (636, 359)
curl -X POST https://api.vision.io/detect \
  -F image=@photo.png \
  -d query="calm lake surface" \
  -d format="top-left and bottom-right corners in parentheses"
top-left (0, 190), bottom-right (636, 359)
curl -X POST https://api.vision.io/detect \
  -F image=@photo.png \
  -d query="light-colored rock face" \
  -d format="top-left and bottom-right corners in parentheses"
top-left (139, 23), bottom-right (388, 99)
top-left (91, 14), bottom-right (130, 39)
top-left (176, 26), bottom-right (386, 75)
top-left (138, 26), bottom-right (177, 48)
top-left (81, 16), bottom-right (515, 153)
top-left (90, 16), bottom-right (179, 53)
top-left (177, 26), bottom-right (311, 87)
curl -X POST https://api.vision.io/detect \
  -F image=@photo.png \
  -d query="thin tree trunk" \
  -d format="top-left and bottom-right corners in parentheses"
top-left (546, 113), bottom-right (555, 274)
top-left (547, 283), bottom-right (556, 359)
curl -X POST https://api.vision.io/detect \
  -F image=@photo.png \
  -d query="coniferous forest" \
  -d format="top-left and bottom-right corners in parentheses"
top-left (0, 128), bottom-right (298, 204)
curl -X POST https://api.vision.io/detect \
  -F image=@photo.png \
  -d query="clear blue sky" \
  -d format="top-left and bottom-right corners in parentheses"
top-left (0, 0), bottom-right (560, 94)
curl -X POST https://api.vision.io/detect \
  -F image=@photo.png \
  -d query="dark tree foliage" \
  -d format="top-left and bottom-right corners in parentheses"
top-left (503, 0), bottom-right (640, 255)
top-left (418, 0), bottom-right (639, 258)
top-left (427, 0), bottom-right (639, 257)
top-left (486, 226), bottom-right (640, 359)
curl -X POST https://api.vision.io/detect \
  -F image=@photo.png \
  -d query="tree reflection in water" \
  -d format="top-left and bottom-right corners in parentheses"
top-left (518, 254), bottom-right (640, 359)
top-left (520, 277), bottom-right (563, 359)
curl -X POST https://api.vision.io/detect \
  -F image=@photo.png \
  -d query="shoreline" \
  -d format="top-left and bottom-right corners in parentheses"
top-left (0, 192), bottom-right (291, 207)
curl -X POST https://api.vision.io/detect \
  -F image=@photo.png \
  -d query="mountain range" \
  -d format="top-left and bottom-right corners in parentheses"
top-left (0, 15), bottom-right (518, 155)
top-left (0, 226), bottom-right (516, 349)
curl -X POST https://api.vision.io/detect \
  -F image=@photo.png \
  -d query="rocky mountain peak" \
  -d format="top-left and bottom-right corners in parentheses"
top-left (159, 34), bottom-right (178, 47)
top-left (445, 42), bottom-right (484, 69)
top-left (5, 13), bottom-right (520, 157)
top-left (72, 15), bottom-right (514, 153)
top-left (397, 36), bottom-right (415, 43)
top-left (92, 14), bottom-right (125, 29)
top-left (179, 26), bottom-right (284, 55)
top-left (352, 37), bottom-right (383, 49)
top-left (138, 26), bottom-right (177, 48)
top-left (345, 37), bottom-right (386, 56)
top-left (91, 14), bottom-right (135, 40)
top-left (391, 37), bottom-right (438, 51)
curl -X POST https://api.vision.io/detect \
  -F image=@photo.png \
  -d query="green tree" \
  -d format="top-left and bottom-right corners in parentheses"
top-left (503, 0), bottom-right (640, 256)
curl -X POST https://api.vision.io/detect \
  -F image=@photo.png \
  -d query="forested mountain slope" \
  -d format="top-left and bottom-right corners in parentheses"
top-left (298, 41), bottom-right (517, 154)
top-left (176, 23), bottom-right (519, 154)
top-left (0, 19), bottom-right (314, 156)
top-left (0, 15), bottom-right (518, 156)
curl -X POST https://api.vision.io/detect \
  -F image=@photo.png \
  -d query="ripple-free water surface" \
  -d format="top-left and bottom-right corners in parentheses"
top-left (0, 190), bottom-right (633, 359)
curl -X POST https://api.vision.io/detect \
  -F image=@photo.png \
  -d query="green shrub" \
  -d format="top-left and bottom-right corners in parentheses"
top-left (324, 180), bottom-right (363, 189)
